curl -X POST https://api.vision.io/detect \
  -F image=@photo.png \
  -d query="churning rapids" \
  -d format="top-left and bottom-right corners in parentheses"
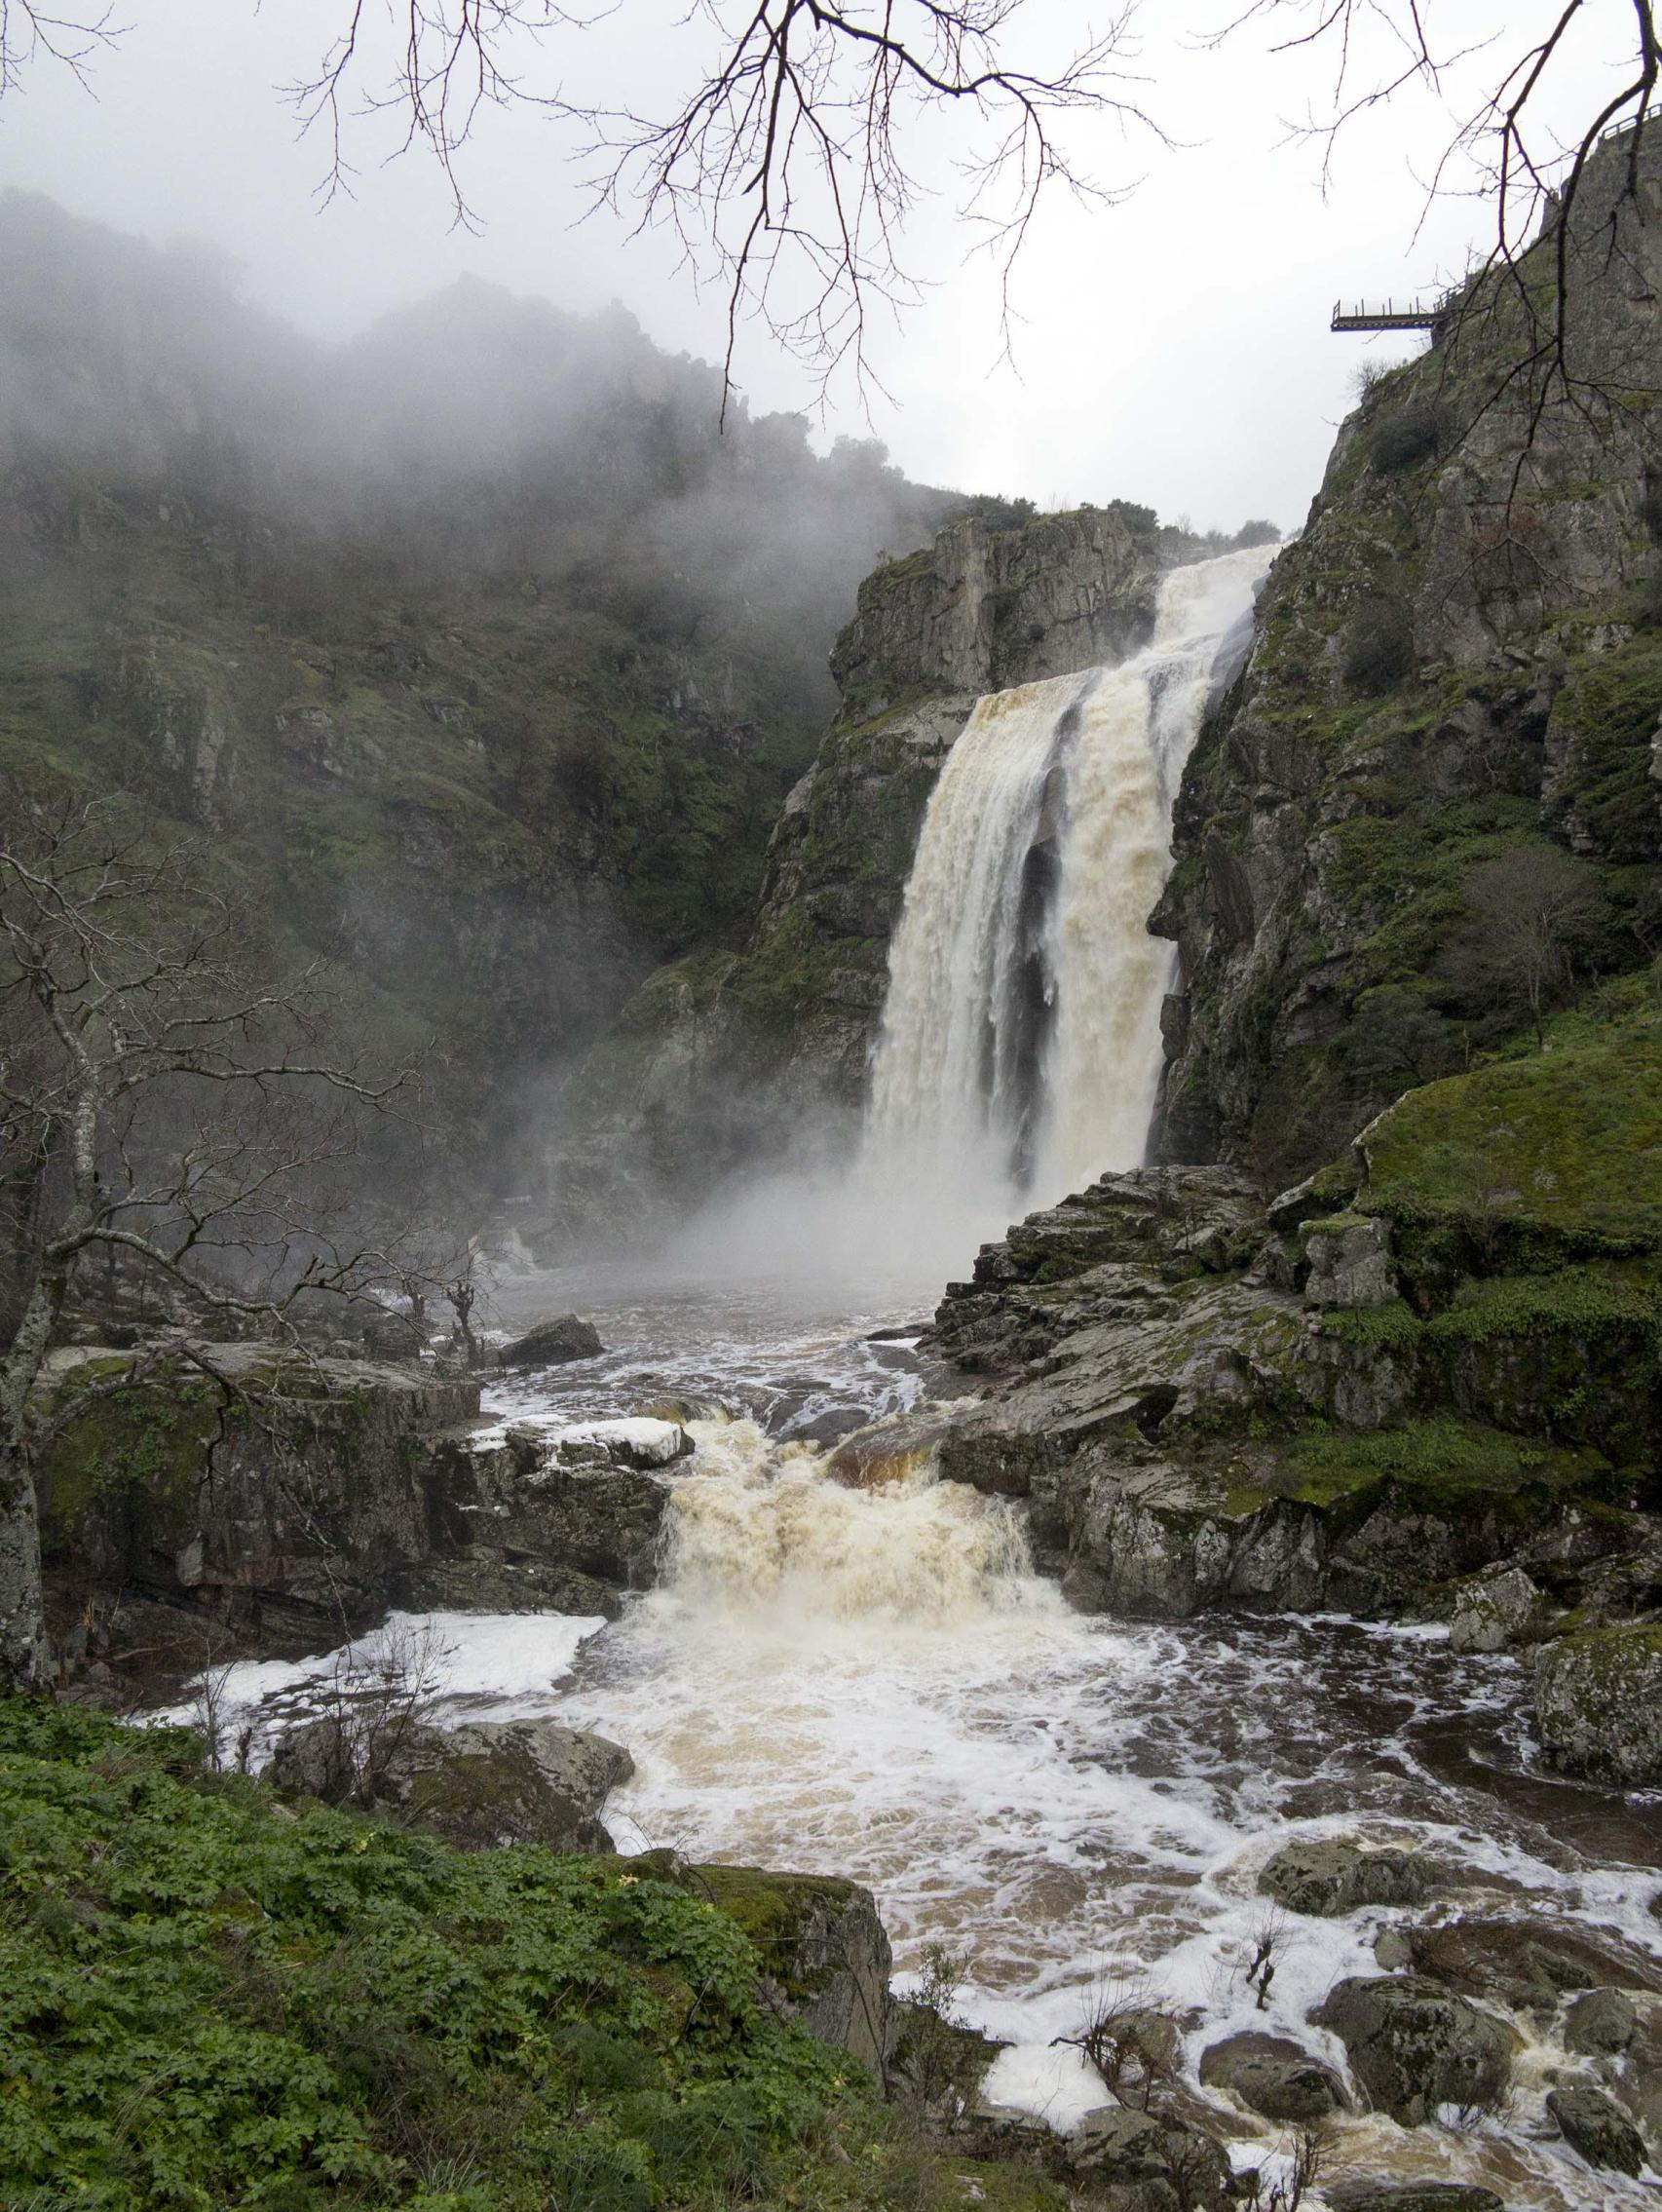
top-left (168, 549), bottom-right (1661, 2209)
top-left (192, 1284), bottom-right (1662, 2211)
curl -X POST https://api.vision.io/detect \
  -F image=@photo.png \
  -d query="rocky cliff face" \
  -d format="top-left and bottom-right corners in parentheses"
top-left (912, 962), bottom-right (1662, 1776)
top-left (542, 509), bottom-right (1163, 1240)
top-left (34, 1347), bottom-right (680, 1654)
top-left (1153, 125), bottom-right (1662, 1188)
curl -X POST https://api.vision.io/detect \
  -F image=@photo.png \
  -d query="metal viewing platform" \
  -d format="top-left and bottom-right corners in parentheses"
top-left (1331, 296), bottom-right (1445, 333)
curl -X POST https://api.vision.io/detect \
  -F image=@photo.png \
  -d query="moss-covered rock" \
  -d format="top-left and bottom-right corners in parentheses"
top-left (1259, 1838), bottom-right (1435, 1918)
top-left (36, 1345), bottom-right (478, 1639)
top-left (924, 1156), bottom-right (1661, 1623)
top-left (695, 1864), bottom-right (893, 2073)
top-left (1310, 1975), bottom-right (1518, 2125)
top-left (270, 1714), bottom-right (632, 1852)
top-left (1533, 1623), bottom-right (1662, 1785)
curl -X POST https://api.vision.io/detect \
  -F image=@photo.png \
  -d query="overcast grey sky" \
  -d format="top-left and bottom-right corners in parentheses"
top-left (0, 1), bottom-right (1629, 529)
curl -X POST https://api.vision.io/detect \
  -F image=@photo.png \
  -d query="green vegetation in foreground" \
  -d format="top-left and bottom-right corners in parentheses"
top-left (0, 1699), bottom-right (1057, 2212)
top-left (1360, 977), bottom-right (1662, 1250)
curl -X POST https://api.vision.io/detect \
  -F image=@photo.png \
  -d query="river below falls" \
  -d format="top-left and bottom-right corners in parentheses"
top-left (189, 1266), bottom-right (1662, 2209)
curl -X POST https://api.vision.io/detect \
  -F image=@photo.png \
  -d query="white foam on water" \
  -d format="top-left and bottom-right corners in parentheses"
top-left (150, 1610), bottom-right (608, 1766)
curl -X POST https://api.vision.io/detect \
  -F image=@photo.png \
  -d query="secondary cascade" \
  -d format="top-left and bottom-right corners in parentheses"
top-left (860, 542), bottom-right (1274, 1212)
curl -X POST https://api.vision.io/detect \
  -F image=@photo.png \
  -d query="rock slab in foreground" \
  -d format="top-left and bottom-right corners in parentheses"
top-left (269, 1715), bottom-right (632, 1852)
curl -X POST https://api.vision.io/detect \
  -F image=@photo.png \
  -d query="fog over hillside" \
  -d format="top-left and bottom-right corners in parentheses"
top-left (0, 190), bottom-right (976, 738)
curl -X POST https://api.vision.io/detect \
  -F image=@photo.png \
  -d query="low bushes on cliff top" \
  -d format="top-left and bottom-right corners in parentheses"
top-left (0, 1698), bottom-right (1026, 2212)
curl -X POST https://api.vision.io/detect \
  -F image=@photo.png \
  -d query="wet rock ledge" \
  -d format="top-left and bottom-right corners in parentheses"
top-left (919, 1052), bottom-right (1662, 1785)
top-left (36, 1346), bottom-right (678, 1661)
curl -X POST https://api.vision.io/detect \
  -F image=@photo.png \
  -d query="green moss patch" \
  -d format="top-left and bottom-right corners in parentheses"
top-left (1360, 1006), bottom-right (1662, 1252)
top-left (36, 1372), bottom-right (225, 1548)
top-left (1278, 1416), bottom-right (1613, 1524)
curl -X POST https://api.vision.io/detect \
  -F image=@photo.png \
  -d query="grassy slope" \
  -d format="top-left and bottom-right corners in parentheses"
top-left (0, 1697), bottom-right (1060, 2212)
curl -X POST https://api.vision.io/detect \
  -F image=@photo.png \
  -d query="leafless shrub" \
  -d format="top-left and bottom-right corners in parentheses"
top-left (1051, 1969), bottom-right (1180, 2111)
top-left (1351, 355), bottom-right (1404, 404)
top-left (1211, 1907), bottom-right (1294, 2016)
top-left (1443, 847), bottom-right (1610, 1045)
top-left (275, 1619), bottom-right (450, 1808)
top-left (190, 1635), bottom-right (249, 1776)
top-left (1238, 2127), bottom-right (1322, 2212)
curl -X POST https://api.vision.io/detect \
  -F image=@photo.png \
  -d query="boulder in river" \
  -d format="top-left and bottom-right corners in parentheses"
top-left (1198, 2029), bottom-right (1350, 2120)
top-left (1448, 1565), bottom-right (1545, 1653)
top-left (1533, 1624), bottom-right (1662, 1786)
top-left (1564, 1985), bottom-right (1639, 2055)
top-left (1260, 1837), bottom-right (1435, 1917)
top-left (269, 1715), bottom-right (632, 1851)
top-left (1066, 2105), bottom-right (1231, 2209)
top-left (1547, 2081), bottom-right (1647, 2175)
top-left (498, 1315), bottom-right (605, 1367)
top-left (1310, 1974), bottom-right (1518, 2124)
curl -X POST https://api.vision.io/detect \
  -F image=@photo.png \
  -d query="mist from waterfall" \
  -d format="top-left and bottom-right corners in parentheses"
top-left (858, 542), bottom-right (1274, 1236)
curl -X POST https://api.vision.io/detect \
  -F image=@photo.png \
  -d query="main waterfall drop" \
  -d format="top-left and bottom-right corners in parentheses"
top-left (861, 543), bottom-right (1274, 1210)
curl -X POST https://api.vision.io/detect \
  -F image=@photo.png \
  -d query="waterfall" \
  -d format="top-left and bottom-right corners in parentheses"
top-left (861, 543), bottom-right (1273, 1214)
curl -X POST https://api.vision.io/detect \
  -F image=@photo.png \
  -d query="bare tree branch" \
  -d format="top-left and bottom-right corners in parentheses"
top-left (0, 792), bottom-right (429, 1688)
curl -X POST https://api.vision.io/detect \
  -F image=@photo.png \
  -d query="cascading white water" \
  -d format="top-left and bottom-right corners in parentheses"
top-left (862, 543), bottom-right (1274, 1212)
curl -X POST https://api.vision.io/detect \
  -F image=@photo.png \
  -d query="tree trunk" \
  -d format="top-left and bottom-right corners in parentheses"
top-left (0, 1273), bottom-right (63, 1687)
top-left (0, 1441), bottom-right (47, 1690)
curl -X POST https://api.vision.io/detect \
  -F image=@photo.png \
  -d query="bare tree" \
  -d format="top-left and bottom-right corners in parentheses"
top-left (0, 794), bottom-right (419, 1688)
top-left (0, 3), bottom-right (1150, 411)
top-left (1445, 845), bottom-right (1609, 1044)
top-left (297, 1), bottom-right (1152, 412)
top-left (5, 3), bottom-right (1659, 425)
top-left (0, 0), bottom-right (119, 98)
top-left (444, 1260), bottom-right (482, 1368)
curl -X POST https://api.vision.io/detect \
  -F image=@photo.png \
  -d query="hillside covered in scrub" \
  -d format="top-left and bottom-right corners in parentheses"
top-left (0, 190), bottom-right (987, 1197)
top-left (0, 1696), bottom-right (1058, 2212)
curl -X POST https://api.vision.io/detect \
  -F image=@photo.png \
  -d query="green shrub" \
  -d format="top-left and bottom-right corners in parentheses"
top-left (1342, 595), bottom-right (1416, 694)
top-left (1369, 398), bottom-right (1454, 473)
